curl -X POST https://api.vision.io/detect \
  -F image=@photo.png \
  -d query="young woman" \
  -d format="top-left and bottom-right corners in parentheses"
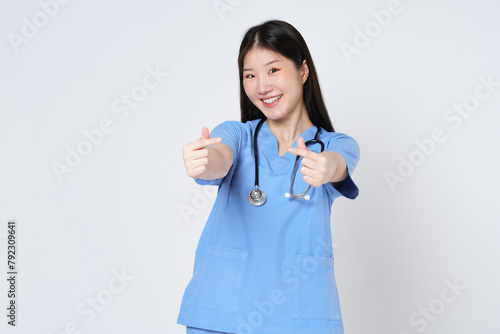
top-left (178, 20), bottom-right (360, 334)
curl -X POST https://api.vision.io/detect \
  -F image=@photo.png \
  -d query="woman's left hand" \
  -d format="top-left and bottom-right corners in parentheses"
top-left (288, 137), bottom-right (346, 187)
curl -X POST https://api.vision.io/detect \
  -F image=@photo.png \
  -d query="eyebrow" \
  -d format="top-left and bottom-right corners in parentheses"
top-left (243, 59), bottom-right (281, 71)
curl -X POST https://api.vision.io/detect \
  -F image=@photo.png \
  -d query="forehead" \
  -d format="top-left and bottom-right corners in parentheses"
top-left (243, 47), bottom-right (287, 66)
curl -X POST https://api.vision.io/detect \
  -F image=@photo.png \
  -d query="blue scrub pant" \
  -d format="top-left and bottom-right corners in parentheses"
top-left (186, 326), bottom-right (234, 334)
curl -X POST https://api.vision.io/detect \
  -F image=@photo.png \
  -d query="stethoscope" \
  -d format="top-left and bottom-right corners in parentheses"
top-left (248, 118), bottom-right (325, 207)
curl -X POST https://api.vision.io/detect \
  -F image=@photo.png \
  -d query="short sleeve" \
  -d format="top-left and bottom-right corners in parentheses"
top-left (323, 133), bottom-right (360, 200)
top-left (194, 120), bottom-right (244, 187)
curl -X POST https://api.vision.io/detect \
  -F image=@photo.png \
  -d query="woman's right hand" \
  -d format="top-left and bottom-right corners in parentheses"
top-left (182, 127), bottom-right (222, 179)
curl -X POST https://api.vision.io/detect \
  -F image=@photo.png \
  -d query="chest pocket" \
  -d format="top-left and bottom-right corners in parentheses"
top-left (187, 244), bottom-right (248, 313)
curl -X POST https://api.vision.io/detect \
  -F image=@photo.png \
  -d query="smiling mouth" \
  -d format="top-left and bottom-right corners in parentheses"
top-left (262, 94), bottom-right (283, 104)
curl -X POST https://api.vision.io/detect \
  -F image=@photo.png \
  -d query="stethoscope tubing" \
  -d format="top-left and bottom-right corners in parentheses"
top-left (249, 117), bottom-right (324, 206)
top-left (253, 117), bottom-right (266, 188)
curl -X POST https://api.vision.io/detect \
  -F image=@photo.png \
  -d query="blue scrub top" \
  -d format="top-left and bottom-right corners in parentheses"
top-left (177, 118), bottom-right (360, 334)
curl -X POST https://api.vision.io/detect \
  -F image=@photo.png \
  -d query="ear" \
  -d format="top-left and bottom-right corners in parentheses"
top-left (300, 59), bottom-right (309, 84)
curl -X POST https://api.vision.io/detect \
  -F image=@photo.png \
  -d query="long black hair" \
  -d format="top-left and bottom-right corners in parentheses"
top-left (237, 20), bottom-right (335, 133)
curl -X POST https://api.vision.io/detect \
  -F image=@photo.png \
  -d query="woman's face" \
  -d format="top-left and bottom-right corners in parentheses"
top-left (242, 47), bottom-right (309, 122)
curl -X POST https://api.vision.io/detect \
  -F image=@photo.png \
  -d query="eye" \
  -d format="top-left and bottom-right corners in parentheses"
top-left (269, 68), bottom-right (280, 74)
top-left (244, 73), bottom-right (254, 79)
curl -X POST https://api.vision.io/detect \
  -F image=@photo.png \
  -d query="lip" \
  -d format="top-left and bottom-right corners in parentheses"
top-left (261, 94), bottom-right (283, 107)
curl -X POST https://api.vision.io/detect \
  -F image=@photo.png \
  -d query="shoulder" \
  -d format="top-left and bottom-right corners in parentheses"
top-left (214, 119), bottom-right (256, 131)
top-left (319, 129), bottom-right (360, 163)
top-left (319, 129), bottom-right (359, 147)
top-left (212, 118), bottom-right (262, 137)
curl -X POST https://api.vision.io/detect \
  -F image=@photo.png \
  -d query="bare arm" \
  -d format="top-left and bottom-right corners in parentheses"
top-left (198, 143), bottom-right (234, 180)
top-left (322, 151), bottom-right (349, 186)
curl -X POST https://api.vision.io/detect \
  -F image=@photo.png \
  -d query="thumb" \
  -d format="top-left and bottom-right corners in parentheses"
top-left (296, 136), bottom-right (307, 150)
top-left (200, 127), bottom-right (210, 140)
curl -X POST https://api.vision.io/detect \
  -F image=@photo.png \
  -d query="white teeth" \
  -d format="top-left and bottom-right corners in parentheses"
top-left (263, 95), bottom-right (282, 104)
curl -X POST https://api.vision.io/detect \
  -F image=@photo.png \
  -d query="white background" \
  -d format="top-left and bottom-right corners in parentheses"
top-left (1, 0), bottom-right (499, 333)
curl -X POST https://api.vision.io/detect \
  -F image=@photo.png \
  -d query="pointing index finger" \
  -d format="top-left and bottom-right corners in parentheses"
top-left (193, 137), bottom-right (221, 150)
top-left (288, 146), bottom-right (319, 160)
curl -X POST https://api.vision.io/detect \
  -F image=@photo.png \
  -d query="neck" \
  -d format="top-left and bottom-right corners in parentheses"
top-left (265, 107), bottom-right (314, 146)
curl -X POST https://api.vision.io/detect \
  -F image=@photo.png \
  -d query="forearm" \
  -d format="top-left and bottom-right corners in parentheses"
top-left (322, 151), bottom-right (348, 184)
top-left (198, 146), bottom-right (233, 180)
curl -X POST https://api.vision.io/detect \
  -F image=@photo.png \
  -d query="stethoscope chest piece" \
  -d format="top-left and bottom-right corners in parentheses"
top-left (248, 187), bottom-right (266, 206)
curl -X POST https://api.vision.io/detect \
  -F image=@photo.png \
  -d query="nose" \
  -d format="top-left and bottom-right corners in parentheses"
top-left (257, 75), bottom-right (272, 95)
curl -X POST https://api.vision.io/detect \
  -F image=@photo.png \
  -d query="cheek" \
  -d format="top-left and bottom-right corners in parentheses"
top-left (243, 81), bottom-right (256, 99)
top-left (285, 75), bottom-right (303, 97)
top-left (276, 75), bottom-right (295, 92)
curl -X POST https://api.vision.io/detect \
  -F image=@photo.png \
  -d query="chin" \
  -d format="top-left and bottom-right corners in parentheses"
top-left (262, 110), bottom-right (291, 121)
